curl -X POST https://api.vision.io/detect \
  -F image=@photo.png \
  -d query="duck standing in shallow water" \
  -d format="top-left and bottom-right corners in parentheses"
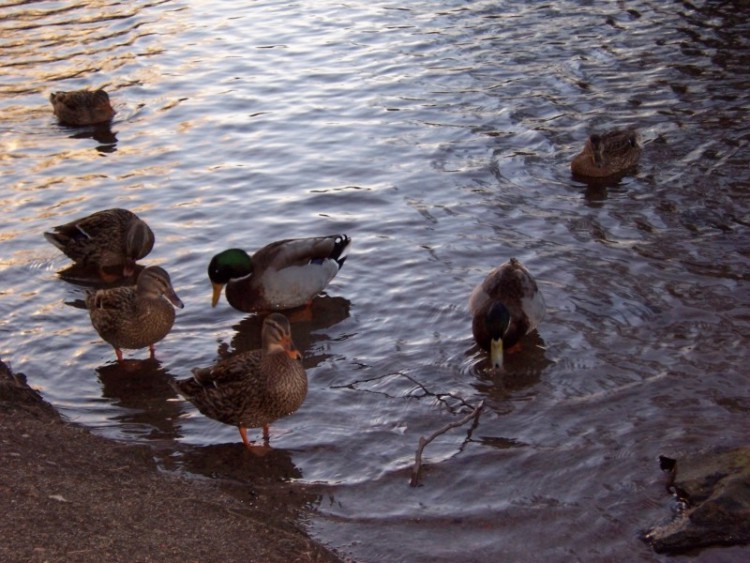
top-left (44, 208), bottom-right (155, 280)
top-left (208, 234), bottom-right (351, 312)
top-left (171, 313), bottom-right (307, 449)
top-left (49, 89), bottom-right (116, 126)
top-left (571, 129), bottom-right (641, 178)
top-left (469, 258), bottom-right (546, 369)
top-left (86, 266), bottom-right (184, 363)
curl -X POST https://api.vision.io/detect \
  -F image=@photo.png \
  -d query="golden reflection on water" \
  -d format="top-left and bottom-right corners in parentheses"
top-left (0, 0), bottom-right (184, 105)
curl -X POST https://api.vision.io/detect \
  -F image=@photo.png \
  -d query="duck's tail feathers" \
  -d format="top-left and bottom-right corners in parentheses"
top-left (331, 234), bottom-right (351, 269)
top-left (43, 231), bottom-right (67, 251)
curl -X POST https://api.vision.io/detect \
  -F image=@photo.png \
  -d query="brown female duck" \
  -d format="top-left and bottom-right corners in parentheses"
top-left (86, 266), bottom-right (184, 362)
top-left (209, 234), bottom-right (351, 312)
top-left (49, 89), bottom-right (116, 126)
top-left (571, 129), bottom-right (641, 178)
top-left (44, 208), bottom-right (155, 280)
top-left (469, 258), bottom-right (546, 369)
top-left (171, 313), bottom-right (307, 448)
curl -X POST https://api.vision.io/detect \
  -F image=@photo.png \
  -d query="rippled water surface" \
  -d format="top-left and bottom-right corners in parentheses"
top-left (2, 0), bottom-right (749, 560)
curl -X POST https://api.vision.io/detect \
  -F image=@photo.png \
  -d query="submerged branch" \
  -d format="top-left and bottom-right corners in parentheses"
top-left (410, 400), bottom-right (485, 487)
top-left (333, 371), bottom-right (476, 414)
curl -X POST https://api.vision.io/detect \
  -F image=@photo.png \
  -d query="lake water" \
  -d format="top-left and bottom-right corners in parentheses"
top-left (1, 0), bottom-right (749, 561)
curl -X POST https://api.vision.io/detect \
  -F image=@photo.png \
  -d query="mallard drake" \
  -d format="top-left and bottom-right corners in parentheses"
top-left (172, 313), bottom-right (307, 448)
top-left (469, 258), bottom-right (546, 369)
top-left (571, 129), bottom-right (641, 178)
top-left (86, 266), bottom-right (184, 362)
top-left (209, 234), bottom-right (351, 312)
top-left (44, 208), bottom-right (155, 280)
top-left (49, 89), bottom-right (116, 126)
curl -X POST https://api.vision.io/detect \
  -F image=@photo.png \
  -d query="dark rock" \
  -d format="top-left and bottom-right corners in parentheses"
top-left (644, 447), bottom-right (750, 554)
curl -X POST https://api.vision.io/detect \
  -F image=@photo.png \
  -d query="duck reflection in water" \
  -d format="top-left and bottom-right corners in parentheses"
top-left (171, 442), bottom-right (303, 482)
top-left (471, 330), bottom-right (552, 399)
top-left (228, 294), bottom-right (351, 367)
top-left (57, 263), bottom-right (145, 288)
top-left (69, 124), bottom-right (118, 154)
top-left (96, 357), bottom-right (185, 442)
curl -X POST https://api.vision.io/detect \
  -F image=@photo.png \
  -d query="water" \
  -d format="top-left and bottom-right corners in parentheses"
top-left (2, 0), bottom-right (749, 560)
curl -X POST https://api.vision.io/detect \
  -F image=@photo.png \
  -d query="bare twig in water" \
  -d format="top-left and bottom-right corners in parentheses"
top-left (401, 372), bottom-right (476, 413)
top-left (410, 400), bottom-right (485, 487)
top-left (332, 371), bottom-right (475, 414)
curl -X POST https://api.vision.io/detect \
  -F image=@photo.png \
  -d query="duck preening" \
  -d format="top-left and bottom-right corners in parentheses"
top-left (44, 208), bottom-right (154, 280)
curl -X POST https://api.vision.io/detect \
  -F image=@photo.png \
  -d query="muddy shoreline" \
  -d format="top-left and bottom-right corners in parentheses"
top-left (0, 359), bottom-right (342, 562)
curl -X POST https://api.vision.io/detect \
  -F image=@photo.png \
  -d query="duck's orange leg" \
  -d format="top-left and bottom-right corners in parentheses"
top-left (115, 347), bottom-right (124, 363)
top-left (239, 426), bottom-right (252, 447)
top-left (286, 302), bottom-right (314, 323)
top-left (239, 426), bottom-right (272, 456)
top-left (506, 342), bottom-right (523, 354)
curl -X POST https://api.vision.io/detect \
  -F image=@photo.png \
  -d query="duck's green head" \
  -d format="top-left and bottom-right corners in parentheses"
top-left (485, 302), bottom-right (511, 369)
top-left (208, 248), bottom-right (253, 307)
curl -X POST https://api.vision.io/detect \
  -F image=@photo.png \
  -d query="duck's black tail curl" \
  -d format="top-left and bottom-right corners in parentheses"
top-left (331, 234), bottom-right (351, 268)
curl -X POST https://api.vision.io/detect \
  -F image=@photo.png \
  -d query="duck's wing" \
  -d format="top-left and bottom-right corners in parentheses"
top-left (254, 235), bottom-right (351, 271)
top-left (45, 209), bottom-right (126, 247)
top-left (190, 350), bottom-right (263, 388)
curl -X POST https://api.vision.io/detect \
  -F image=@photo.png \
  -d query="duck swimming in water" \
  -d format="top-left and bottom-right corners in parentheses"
top-left (49, 89), bottom-right (116, 126)
top-left (571, 129), bottom-right (641, 178)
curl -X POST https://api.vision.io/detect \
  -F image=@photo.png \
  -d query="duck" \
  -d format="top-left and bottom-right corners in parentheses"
top-left (209, 234), bottom-right (351, 312)
top-left (171, 313), bottom-right (307, 448)
top-left (469, 257), bottom-right (546, 369)
top-left (86, 265), bottom-right (184, 362)
top-left (570, 129), bottom-right (641, 178)
top-left (44, 208), bottom-right (155, 280)
top-left (49, 88), bottom-right (116, 126)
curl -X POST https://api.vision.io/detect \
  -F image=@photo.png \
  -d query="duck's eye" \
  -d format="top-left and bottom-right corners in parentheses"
top-left (629, 137), bottom-right (637, 147)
